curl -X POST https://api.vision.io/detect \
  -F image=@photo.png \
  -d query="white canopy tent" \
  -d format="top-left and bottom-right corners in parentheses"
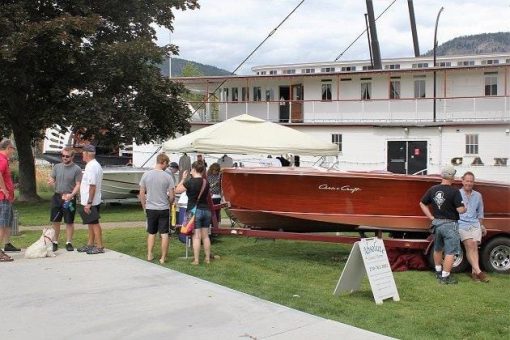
top-left (162, 114), bottom-right (338, 156)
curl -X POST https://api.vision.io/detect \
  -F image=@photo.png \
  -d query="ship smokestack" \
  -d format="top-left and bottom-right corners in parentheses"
top-left (365, 0), bottom-right (382, 69)
top-left (407, 0), bottom-right (420, 56)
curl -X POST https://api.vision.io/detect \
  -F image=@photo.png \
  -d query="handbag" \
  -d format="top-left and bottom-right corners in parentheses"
top-left (180, 179), bottom-right (206, 236)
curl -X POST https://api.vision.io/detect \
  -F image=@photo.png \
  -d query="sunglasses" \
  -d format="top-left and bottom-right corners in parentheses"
top-left (61, 155), bottom-right (71, 159)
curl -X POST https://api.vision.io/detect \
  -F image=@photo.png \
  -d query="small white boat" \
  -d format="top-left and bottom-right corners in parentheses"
top-left (101, 166), bottom-right (146, 202)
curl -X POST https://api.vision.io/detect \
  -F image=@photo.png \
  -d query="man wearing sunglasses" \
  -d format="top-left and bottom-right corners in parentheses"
top-left (47, 146), bottom-right (82, 251)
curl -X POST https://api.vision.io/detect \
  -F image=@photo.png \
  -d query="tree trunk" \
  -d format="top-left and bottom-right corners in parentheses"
top-left (11, 124), bottom-right (40, 202)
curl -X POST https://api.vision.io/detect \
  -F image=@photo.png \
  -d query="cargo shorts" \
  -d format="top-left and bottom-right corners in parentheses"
top-left (433, 220), bottom-right (461, 255)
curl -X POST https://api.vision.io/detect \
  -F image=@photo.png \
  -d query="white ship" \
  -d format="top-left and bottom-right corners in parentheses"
top-left (170, 52), bottom-right (510, 183)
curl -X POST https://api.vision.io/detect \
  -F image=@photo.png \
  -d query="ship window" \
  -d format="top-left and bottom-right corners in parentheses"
top-left (362, 65), bottom-right (373, 70)
top-left (438, 62), bottom-right (451, 67)
top-left (465, 134), bottom-right (479, 155)
top-left (341, 66), bottom-right (356, 71)
top-left (414, 79), bottom-right (426, 98)
top-left (265, 88), bottom-right (274, 101)
top-left (384, 64), bottom-right (400, 70)
top-left (331, 134), bottom-right (342, 152)
top-left (390, 80), bottom-right (400, 99)
top-left (269, 70), bottom-right (277, 75)
top-left (222, 88), bottom-right (229, 102)
top-left (231, 87), bottom-right (238, 101)
top-left (302, 68), bottom-right (315, 74)
top-left (253, 87), bottom-right (262, 101)
top-left (282, 69), bottom-right (296, 74)
top-left (484, 74), bottom-right (497, 96)
top-left (321, 67), bottom-right (335, 73)
top-left (321, 83), bottom-right (332, 101)
top-left (481, 59), bottom-right (499, 65)
top-left (260, 71), bottom-right (266, 75)
top-left (241, 87), bottom-right (249, 101)
top-left (361, 82), bottom-right (371, 100)
top-left (412, 63), bottom-right (428, 68)
top-left (457, 60), bottom-right (475, 66)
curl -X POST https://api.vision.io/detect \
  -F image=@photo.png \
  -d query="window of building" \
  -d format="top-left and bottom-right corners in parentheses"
top-left (390, 80), bottom-right (400, 99)
top-left (265, 89), bottom-right (274, 101)
top-left (438, 61), bottom-right (451, 67)
top-left (269, 70), bottom-right (277, 75)
top-left (302, 68), bottom-right (315, 74)
top-left (414, 78), bottom-right (426, 98)
top-left (282, 69), bottom-right (296, 74)
top-left (465, 134), bottom-right (479, 155)
top-left (362, 65), bottom-right (374, 70)
top-left (331, 134), bottom-right (342, 152)
top-left (253, 87), bottom-right (261, 101)
top-left (222, 88), bottom-right (229, 102)
top-left (241, 87), bottom-right (249, 101)
top-left (506, 58), bottom-right (510, 64)
top-left (341, 66), bottom-right (356, 71)
top-left (231, 87), bottom-right (238, 101)
top-left (384, 64), bottom-right (400, 70)
top-left (321, 83), bottom-right (332, 101)
top-left (361, 82), bottom-right (371, 100)
top-left (412, 63), bottom-right (428, 68)
top-left (259, 71), bottom-right (266, 75)
top-left (481, 59), bottom-right (499, 65)
top-left (321, 67), bottom-right (335, 73)
top-left (484, 73), bottom-right (497, 96)
top-left (457, 60), bottom-right (475, 66)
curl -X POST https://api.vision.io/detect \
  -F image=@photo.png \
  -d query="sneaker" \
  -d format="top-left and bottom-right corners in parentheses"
top-left (86, 247), bottom-right (105, 255)
top-left (77, 245), bottom-right (93, 253)
top-left (476, 271), bottom-right (489, 283)
top-left (439, 275), bottom-right (458, 285)
top-left (65, 243), bottom-right (74, 252)
top-left (52, 243), bottom-right (58, 252)
top-left (435, 271), bottom-right (442, 280)
top-left (3, 243), bottom-right (21, 252)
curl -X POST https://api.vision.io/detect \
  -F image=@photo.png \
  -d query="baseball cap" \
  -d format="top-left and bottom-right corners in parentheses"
top-left (82, 144), bottom-right (96, 153)
top-left (169, 162), bottom-right (179, 169)
top-left (441, 165), bottom-right (456, 179)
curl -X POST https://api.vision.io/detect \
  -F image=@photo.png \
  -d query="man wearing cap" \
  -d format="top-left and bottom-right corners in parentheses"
top-left (166, 162), bottom-right (179, 186)
top-left (420, 165), bottom-right (466, 284)
top-left (77, 144), bottom-right (105, 254)
top-left (0, 139), bottom-right (18, 261)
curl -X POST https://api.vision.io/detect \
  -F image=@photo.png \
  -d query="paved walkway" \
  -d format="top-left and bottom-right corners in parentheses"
top-left (0, 250), bottom-right (393, 340)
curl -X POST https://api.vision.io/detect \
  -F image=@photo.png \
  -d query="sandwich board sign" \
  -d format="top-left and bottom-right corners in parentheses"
top-left (333, 237), bottom-right (400, 305)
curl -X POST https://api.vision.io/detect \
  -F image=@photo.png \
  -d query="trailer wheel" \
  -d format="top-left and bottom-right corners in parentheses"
top-left (427, 244), bottom-right (469, 273)
top-left (481, 237), bottom-right (510, 273)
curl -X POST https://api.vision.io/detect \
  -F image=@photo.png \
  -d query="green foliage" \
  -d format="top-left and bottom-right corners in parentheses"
top-left (159, 57), bottom-right (231, 77)
top-left (0, 0), bottom-right (200, 199)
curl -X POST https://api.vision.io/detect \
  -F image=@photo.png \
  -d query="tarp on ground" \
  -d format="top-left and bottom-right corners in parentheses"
top-left (162, 114), bottom-right (338, 156)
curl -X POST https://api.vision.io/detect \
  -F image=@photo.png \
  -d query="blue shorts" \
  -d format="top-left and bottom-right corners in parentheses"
top-left (433, 221), bottom-right (461, 255)
top-left (194, 208), bottom-right (212, 229)
top-left (0, 200), bottom-right (13, 228)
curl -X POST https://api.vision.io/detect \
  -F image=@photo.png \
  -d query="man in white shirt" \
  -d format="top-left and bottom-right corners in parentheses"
top-left (77, 145), bottom-right (104, 254)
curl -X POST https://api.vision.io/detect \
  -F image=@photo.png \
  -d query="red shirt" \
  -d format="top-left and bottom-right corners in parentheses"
top-left (0, 153), bottom-right (14, 202)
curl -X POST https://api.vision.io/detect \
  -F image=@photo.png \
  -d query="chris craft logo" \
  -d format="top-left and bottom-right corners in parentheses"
top-left (318, 184), bottom-right (361, 193)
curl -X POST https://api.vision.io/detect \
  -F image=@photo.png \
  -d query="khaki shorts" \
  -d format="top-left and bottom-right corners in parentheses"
top-left (459, 225), bottom-right (482, 243)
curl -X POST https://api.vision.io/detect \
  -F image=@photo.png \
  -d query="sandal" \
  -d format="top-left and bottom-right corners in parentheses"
top-left (0, 251), bottom-right (14, 262)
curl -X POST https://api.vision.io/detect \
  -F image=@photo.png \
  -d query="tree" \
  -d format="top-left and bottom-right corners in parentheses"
top-left (0, 0), bottom-right (199, 201)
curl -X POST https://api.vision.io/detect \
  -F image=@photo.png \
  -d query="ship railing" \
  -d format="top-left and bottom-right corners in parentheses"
top-left (189, 95), bottom-right (510, 124)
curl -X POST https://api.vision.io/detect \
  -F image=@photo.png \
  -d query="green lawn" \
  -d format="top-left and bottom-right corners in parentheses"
top-left (11, 228), bottom-right (509, 339)
top-left (14, 191), bottom-right (145, 225)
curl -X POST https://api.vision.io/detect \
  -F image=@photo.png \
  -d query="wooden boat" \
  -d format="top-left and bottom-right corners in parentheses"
top-left (221, 167), bottom-right (510, 233)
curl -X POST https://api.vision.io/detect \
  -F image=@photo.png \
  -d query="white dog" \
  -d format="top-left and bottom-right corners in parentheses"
top-left (24, 228), bottom-right (56, 259)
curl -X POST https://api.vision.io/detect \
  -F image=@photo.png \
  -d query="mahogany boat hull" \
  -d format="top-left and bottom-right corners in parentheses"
top-left (221, 167), bottom-right (510, 233)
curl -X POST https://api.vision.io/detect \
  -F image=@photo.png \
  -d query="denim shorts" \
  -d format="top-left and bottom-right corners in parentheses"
top-left (194, 208), bottom-right (212, 229)
top-left (0, 200), bottom-right (13, 228)
top-left (433, 221), bottom-right (461, 255)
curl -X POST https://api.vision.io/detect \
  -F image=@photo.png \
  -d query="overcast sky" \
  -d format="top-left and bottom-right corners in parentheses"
top-left (156, 0), bottom-right (510, 74)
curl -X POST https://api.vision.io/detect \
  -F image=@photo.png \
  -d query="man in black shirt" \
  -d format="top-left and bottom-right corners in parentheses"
top-left (420, 166), bottom-right (466, 284)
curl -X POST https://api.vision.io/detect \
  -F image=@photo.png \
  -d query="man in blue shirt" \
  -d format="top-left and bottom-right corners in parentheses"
top-left (459, 171), bottom-right (489, 282)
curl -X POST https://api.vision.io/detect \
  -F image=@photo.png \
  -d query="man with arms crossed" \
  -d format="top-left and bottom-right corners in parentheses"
top-left (0, 139), bottom-right (17, 261)
top-left (48, 147), bottom-right (82, 251)
top-left (420, 166), bottom-right (466, 284)
top-left (77, 145), bottom-right (104, 254)
top-left (459, 171), bottom-right (489, 282)
top-left (139, 153), bottom-right (175, 264)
